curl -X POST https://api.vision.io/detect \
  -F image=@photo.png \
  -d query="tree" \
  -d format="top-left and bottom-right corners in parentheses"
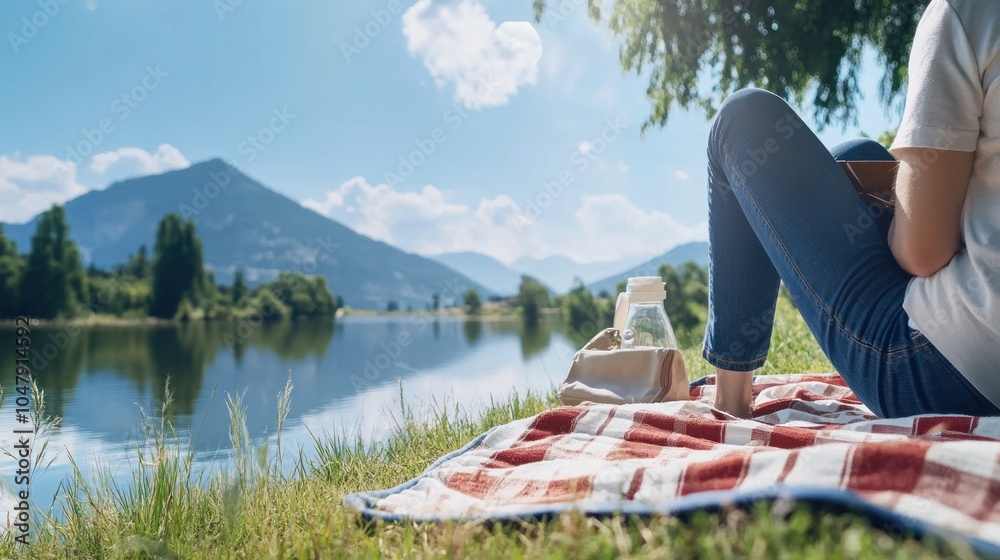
top-left (150, 214), bottom-right (205, 318)
top-left (125, 244), bottom-right (152, 279)
top-left (561, 280), bottom-right (613, 333)
top-left (659, 261), bottom-right (709, 335)
top-left (231, 269), bottom-right (247, 305)
top-left (0, 225), bottom-right (21, 318)
top-left (518, 275), bottom-right (550, 326)
top-left (386, 300), bottom-right (400, 312)
top-left (19, 205), bottom-right (88, 318)
top-left (431, 292), bottom-right (440, 312)
top-left (463, 289), bottom-right (482, 315)
top-left (267, 272), bottom-right (337, 318)
top-left (533, 0), bottom-right (926, 131)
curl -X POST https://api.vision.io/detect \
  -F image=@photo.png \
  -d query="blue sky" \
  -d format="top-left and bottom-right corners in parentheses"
top-left (1, 0), bottom-right (899, 265)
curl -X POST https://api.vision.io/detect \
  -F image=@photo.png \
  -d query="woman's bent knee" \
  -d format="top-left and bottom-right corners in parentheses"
top-left (714, 88), bottom-right (793, 130)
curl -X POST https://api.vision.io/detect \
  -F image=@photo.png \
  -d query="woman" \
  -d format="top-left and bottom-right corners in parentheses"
top-left (705, 0), bottom-right (1000, 418)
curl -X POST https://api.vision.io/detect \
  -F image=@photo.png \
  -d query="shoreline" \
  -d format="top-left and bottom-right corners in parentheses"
top-left (0, 310), bottom-right (538, 328)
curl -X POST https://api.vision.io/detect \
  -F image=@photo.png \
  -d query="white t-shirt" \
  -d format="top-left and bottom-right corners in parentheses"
top-left (890, 0), bottom-right (1000, 406)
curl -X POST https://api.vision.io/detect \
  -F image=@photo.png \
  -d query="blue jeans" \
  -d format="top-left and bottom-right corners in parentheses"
top-left (702, 88), bottom-right (999, 418)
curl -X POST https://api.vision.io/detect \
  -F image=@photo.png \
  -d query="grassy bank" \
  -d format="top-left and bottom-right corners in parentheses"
top-left (0, 300), bottom-right (977, 559)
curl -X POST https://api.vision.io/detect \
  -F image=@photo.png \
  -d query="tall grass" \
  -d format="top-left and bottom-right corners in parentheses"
top-left (0, 300), bottom-right (980, 559)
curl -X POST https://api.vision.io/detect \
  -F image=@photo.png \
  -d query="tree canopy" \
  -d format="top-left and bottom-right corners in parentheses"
top-left (19, 205), bottom-right (88, 318)
top-left (533, 0), bottom-right (926, 131)
top-left (518, 275), bottom-right (551, 326)
top-left (0, 225), bottom-right (21, 318)
top-left (151, 214), bottom-right (205, 318)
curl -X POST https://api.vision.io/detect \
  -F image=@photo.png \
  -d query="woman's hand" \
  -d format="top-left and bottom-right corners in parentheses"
top-left (888, 147), bottom-right (974, 277)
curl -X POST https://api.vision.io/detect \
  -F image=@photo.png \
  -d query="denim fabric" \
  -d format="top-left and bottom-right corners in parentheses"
top-left (702, 88), bottom-right (999, 418)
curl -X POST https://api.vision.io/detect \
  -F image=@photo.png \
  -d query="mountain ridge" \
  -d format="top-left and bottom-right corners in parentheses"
top-left (3, 159), bottom-right (493, 310)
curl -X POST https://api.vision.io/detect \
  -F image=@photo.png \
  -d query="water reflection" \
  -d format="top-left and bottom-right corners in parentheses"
top-left (0, 317), bottom-right (577, 510)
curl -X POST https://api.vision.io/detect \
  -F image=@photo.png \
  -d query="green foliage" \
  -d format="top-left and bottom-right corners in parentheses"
top-left (18, 205), bottom-right (89, 318)
top-left (464, 288), bottom-right (482, 315)
top-left (116, 244), bottom-right (152, 279)
top-left (0, 225), bottom-right (21, 318)
top-left (266, 272), bottom-right (337, 318)
top-left (660, 262), bottom-right (709, 338)
top-left (231, 269), bottom-right (247, 305)
top-left (561, 280), bottom-right (614, 334)
top-left (517, 275), bottom-right (550, 326)
top-left (87, 273), bottom-right (151, 317)
top-left (246, 287), bottom-right (290, 321)
top-left (430, 292), bottom-right (440, 312)
top-left (878, 129), bottom-right (898, 149)
top-left (534, 0), bottom-right (926, 131)
top-left (150, 214), bottom-right (205, 318)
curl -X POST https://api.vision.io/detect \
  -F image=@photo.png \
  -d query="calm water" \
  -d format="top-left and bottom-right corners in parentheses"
top-left (0, 316), bottom-right (577, 516)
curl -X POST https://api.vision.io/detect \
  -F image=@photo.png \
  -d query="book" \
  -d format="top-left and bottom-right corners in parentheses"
top-left (838, 160), bottom-right (899, 212)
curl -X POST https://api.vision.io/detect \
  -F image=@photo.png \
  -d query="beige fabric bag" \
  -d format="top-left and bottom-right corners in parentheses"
top-left (557, 328), bottom-right (691, 406)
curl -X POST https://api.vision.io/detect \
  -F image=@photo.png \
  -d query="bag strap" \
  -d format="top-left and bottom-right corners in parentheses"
top-left (653, 349), bottom-right (689, 402)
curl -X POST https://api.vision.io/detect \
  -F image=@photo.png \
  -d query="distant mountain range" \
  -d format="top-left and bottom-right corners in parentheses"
top-left (432, 242), bottom-right (709, 297)
top-left (510, 254), bottom-right (650, 294)
top-left (586, 241), bottom-right (709, 295)
top-left (431, 252), bottom-right (535, 297)
top-left (2, 159), bottom-right (493, 311)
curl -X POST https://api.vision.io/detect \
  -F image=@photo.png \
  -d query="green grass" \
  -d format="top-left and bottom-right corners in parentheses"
top-left (0, 299), bottom-right (982, 559)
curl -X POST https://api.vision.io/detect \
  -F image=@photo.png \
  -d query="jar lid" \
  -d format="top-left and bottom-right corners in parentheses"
top-left (625, 276), bottom-right (665, 302)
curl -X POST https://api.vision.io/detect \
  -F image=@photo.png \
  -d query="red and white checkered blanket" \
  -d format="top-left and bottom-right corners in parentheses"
top-left (348, 374), bottom-right (1000, 550)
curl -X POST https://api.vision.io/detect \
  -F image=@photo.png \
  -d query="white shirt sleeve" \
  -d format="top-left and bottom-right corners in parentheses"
top-left (890, 0), bottom-right (983, 154)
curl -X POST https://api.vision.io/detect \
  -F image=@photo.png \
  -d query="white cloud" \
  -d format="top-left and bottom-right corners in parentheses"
top-left (564, 194), bottom-right (707, 262)
top-left (616, 161), bottom-right (631, 174)
top-left (89, 144), bottom-right (189, 175)
top-left (0, 144), bottom-right (189, 224)
top-left (674, 169), bottom-right (690, 181)
top-left (302, 177), bottom-right (548, 262)
top-left (303, 179), bottom-right (706, 265)
top-left (0, 153), bottom-right (87, 223)
top-left (402, 0), bottom-right (542, 109)
top-left (302, 177), bottom-right (467, 243)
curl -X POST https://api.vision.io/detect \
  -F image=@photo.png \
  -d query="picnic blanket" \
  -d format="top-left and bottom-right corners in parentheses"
top-left (345, 374), bottom-right (1000, 554)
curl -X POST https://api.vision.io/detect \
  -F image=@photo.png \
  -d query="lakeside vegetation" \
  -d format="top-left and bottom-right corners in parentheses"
top-left (0, 206), bottom-right (338, 322)
top-left (0, 298), bottom-right (970, 559)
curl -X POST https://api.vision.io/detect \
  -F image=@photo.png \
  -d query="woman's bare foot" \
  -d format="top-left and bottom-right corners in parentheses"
top-left (714, 368), bottom-right (754, 418)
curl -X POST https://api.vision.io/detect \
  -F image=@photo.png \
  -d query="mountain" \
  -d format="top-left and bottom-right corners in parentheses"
top-left (511, 254), bottom-right (647, 294)
top-left (431, 252), bottom-right (527, 296)
top-left (2, 159), bottom-right (492, 310)
top-left (586, 242), bottom-right (709, 295)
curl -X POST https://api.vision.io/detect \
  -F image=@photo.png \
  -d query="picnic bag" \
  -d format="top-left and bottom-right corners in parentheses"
top-left (557, 327), bottom-right (691, 406)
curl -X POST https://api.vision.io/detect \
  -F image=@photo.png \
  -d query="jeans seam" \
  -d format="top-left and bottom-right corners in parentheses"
top-left (722, 146), bottom-right (892, 355)
top-left (703, 348), bottom-right (767, 371)
top-left (703, 348), bottom-right (767, 366)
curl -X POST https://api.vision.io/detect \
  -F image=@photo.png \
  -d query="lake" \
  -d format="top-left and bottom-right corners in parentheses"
top-left (0, 316), bottom-right (578, 515)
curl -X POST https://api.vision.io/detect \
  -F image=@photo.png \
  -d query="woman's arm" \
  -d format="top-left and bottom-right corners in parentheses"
top-left (888, 147), bottom-right (974, 277)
